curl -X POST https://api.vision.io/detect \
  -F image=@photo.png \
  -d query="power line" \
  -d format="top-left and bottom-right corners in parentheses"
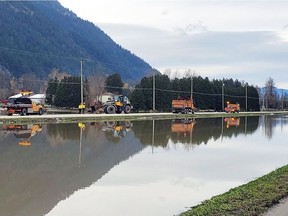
top-left (0, 46), bottom-right (150, 72)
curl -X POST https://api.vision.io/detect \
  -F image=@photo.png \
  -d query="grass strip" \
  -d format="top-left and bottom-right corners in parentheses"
top-left (180, 165), bottom-right (288, 216)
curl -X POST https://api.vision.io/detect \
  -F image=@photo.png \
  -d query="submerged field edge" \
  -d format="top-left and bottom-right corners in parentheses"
top-left (0, 111), bottom-right (287, 125)
top-left (180, 165), bottom-right (288, 216)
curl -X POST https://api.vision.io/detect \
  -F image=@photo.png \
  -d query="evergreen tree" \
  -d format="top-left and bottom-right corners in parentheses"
top-left (155, 74), bottom-right (172, 111)
top-left (131, 75), bottom-right (260, 112)
top-left (46, 77), bottom-right (58, 105)
top-left (54, 76), bottom-right (88, 108)
top-left (105, 73), bottom-right (123, 94)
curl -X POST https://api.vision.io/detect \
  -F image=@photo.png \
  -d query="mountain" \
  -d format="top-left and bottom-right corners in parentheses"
top-left (0, 1), bottom-right (152, 83)
top-left (259, 87), bottom-right (288, 97)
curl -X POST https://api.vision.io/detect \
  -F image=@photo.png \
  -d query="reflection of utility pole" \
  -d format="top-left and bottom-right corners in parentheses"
top-left (152, 120), bottom-right (155, 153)
top-left (245, 116), bottom-right (247, 135)
top-left (78, 124), bottom-right (84, 168)
top-left (221, 117), bottom-right (224, 142)
top-left (190, 121), bottom-right (193, 144)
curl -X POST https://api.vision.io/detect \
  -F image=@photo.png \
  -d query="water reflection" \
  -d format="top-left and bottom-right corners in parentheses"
top-left (0, 121), bottom-right (143, 216)
top-left (132, 116), bottom-right (259, 147)
top-left (101, 121), bottom-right (133, 142)
top-left (224, 117), bottom-right (240, 128)
top-left (260, 115), bottom-right (288, 139)
top-left (1, 124), bottom-right (42, 146)
top-left (170, 119), bottom-right (195, 146)
top-left (0, 116), bottom-right (288, 216)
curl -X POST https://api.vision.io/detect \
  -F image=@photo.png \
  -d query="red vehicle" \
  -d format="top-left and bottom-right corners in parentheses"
top-left (0, 99), bottom-right (8, 105)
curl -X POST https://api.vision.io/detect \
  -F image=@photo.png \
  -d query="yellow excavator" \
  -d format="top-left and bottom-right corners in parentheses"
top-left (103, 95), bottom-right (132, 114)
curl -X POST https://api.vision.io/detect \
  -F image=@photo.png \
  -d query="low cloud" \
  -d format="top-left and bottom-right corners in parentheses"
top-left (97, 23), bottom-right (288, 88)
top-left (174, 21), bottom-right (208, 34)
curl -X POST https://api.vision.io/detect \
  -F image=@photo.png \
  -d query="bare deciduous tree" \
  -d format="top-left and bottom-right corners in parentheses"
top-left (87, 74), bottom-right (106, 104)
top-left (48, 68), bottom-right (69, 81)
top-left (264, 77), bottom-right (276, 109)
top-left (19, 73), bottom-right (42, 93)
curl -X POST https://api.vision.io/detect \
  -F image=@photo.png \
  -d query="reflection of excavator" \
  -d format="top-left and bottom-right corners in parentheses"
top-left (2, 124), bottom-right (42, 146)
top-left (224, 117), bottom-right (240, 128)
top-left (171, 119), bottom-right (195, 137)
top-left (101, 121), bottom-right (132, 138)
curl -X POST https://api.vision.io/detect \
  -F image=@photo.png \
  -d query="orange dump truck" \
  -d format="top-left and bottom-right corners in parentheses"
top-left (224, 102), bottom-right (240, 113)
top-left (172, 98), bottom-right (195, 114)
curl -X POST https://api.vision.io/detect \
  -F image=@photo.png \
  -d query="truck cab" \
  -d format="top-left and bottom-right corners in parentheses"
top-left (6, 97), bottom-right (43, 116)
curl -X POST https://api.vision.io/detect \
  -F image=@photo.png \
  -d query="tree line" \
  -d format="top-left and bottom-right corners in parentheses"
top-left (131, 74), bottom-right (260, 112)
top-left (2, 66), bottom-right (287, 112)
top-left (44, 72), bottom-right (260, 112)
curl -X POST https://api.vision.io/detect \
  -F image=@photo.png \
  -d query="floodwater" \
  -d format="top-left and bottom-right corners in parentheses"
top-left (0, 115), bottom-right (288, 216)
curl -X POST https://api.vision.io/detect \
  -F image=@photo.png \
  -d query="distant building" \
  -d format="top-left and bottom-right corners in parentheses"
top-left (9, 92), bottom-right (46, 105)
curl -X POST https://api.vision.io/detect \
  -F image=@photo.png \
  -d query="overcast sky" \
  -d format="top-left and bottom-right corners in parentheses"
top-left (58, 0), bottom-right (288, 88)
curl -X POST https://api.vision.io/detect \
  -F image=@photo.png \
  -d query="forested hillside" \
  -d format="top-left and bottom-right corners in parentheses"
top-left (0, 1), bottom-right (151, 83)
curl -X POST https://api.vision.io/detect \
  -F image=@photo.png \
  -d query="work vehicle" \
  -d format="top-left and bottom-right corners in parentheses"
top-left (3, 91), bottom-right (45, 116)
top-left (172, 97), bottom-right (195, 114)
top-left (225, 102), bottom-right (240, 113)
top-left (224, 117), bottom-right (240, 128)
top-left (3, 91), bottom-right (44, 116)
top-left (2, 124), bottom-right (42, 146)
top-left (4, 97), bottom-right (44, 116)
top-left (171, 118), bottom-right (195, 137)
top-left (101, 121), bottom-right (132, 138)
top-left (103, 95), bottom-right (132, 114)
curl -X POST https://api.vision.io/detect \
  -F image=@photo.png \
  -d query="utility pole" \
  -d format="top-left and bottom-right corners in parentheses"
top-left (245, 83), bottom-right (248, 111)
top-left (190, 76), bottom-right (193, 100)
top-left (282, 89), bottom-right (284, 110)
top-left (262, 93), bottom-right (265, 110)
top-left (153, 70), bottom-right (155, 111)
top-left (80, 59), bottom-right (83, 105)
top-left (222, 83), bottom-right (225, 111)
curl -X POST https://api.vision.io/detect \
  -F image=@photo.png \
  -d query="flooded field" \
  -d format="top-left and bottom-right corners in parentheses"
top-left (0, 115), bottom-right (288, 216)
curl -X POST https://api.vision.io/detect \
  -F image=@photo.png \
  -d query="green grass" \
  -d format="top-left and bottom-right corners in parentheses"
top-left (181, 165), bottom-right (288, 216)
